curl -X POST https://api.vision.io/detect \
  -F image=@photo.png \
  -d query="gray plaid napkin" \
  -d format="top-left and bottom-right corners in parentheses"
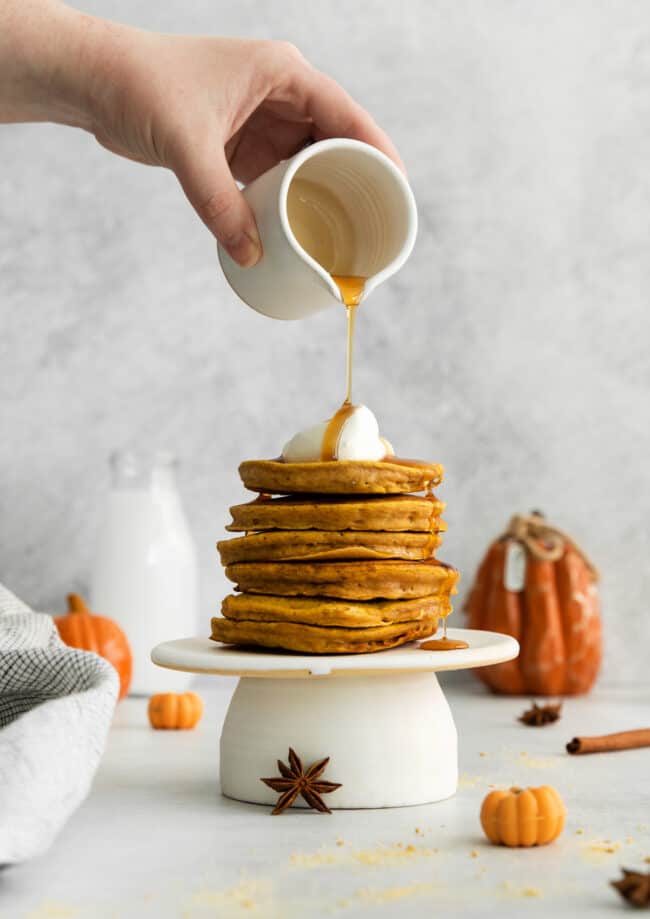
top-left (0, 583), bottom-right (118, 864)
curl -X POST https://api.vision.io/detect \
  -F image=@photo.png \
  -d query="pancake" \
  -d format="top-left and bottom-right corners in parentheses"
top-left (221, 592), bottom-right (452, 627)
top-left (217, 529), bottom-right (443, 564)
top-left (225, 559), bottom-right (460, 601)
top-left (210, 616), bottom-right (437, 654)
top-left (238, 458), bottom-right (444, 496)
top-left (226, 494), bottom-right (446, 533)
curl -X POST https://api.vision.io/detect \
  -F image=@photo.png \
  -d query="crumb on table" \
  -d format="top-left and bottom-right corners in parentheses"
top-left (523, 887), bottom-right (541, 898)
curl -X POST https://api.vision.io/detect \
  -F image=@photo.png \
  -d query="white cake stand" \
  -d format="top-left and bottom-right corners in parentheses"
top-left (151, 628), bottom-right (518, 810)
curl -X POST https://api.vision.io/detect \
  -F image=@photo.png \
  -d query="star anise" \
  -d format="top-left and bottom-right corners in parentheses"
top-left (611, 868), bottom-right (650, 907)
top-left (261, 747), bottom-right (342, 815)
top-left (518, 702), bottom-right (563, 727)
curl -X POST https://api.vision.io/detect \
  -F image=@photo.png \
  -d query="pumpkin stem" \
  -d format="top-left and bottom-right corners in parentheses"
top-left (530, 509), bottom-right (544, 519)
top-left (510, 786), bottom-right (523, 794)
top-left (67, 593), bottom-right (90, 614)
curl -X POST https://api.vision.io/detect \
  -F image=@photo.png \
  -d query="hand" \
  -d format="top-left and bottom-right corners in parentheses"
top-left (82, 25), bottom-right (404, 266)
top-left (88, 32), bottom-right (403, 266)
top-left (1, 3), bottom-right (403, 266)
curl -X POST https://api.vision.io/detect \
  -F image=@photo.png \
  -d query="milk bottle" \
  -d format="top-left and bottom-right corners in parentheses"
top-left (90, 451), bottom-right (198, 694)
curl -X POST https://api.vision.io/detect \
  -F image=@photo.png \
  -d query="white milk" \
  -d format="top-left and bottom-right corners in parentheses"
top-left (90, 453), bottom-right (198, 694)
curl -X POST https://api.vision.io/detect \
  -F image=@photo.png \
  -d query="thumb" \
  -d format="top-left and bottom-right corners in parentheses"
top-left (173, 145), bottom-right (262, 267)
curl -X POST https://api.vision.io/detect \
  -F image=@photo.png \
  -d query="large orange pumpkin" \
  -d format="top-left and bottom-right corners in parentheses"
top-left (55, 593), bottom-right (132, 700)
top-left (466, 512), bottom-right (602, 695)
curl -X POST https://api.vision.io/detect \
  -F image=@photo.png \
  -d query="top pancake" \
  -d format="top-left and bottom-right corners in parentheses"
top-left (238, 458), bottom-right (444, 496)
top-left (226, 494), bottom-right (446, 533)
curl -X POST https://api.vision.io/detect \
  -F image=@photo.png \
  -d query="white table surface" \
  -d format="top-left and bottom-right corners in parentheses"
top-left (2, 676), bottom-right (649, 918)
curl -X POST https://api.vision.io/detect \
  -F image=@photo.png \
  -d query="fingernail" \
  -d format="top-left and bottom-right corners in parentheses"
top-left (227, 230), bottom-right (262, 268)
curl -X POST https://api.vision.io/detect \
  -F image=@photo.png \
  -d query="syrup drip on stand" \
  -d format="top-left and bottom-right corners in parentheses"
top-left (420, 617), bottom-right (469, 652)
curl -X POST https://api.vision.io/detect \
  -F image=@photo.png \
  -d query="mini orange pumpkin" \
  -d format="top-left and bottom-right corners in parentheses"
top-left (466, 512), bottom-right (602, 695)
top-left (148, 692), bottom-right (203, 730)
top-left (481, 785), bottom-right (566, 847)
top-left (55, 593), bottom-right (132, 700)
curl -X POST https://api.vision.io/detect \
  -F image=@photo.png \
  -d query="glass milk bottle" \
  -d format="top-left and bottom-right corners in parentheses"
top-left (90, 451), bottom-right (198, 694)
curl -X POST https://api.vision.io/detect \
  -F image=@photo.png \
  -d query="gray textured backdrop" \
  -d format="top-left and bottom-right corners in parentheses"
top-left (2, 1), bottom-right (649, 684)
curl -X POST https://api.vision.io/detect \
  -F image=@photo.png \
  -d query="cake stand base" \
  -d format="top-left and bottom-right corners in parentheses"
top-left (151, 628), bottom-right (518, 810)
top-left (221, 671), bottom-right (456, 808)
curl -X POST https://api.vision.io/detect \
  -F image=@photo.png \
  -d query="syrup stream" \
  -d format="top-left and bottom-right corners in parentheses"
top-left (320, 275), bottom-right (366, 461)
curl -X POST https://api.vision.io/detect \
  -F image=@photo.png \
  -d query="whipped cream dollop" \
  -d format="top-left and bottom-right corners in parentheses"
top-left (281, 404), bottom-right (394, 463)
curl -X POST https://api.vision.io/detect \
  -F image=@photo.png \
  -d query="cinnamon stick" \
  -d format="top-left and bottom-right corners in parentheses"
top-left (566, 729), bottom-right (650, 755)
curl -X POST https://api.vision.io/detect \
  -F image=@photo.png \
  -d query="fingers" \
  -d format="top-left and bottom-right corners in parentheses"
top-left (172, 143), bottom-right (262, 267)
top-left (260, 42), bottom-right (405, 173)
top-left (303, 69), bottom-right (406, 174)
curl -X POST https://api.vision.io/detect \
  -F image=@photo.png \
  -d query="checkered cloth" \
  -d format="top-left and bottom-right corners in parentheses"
top-left (0, 583), bottom-right (118, 864)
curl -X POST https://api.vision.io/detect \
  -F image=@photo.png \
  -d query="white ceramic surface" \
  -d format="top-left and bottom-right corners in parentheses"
top-left (151, 628), bottom-right (518, 678)
top-left (7, 682), bottom-right (649, 918)
top-left (220, 672), bottom-right (457, 808)
top-left (152, 629), bottom-right (518, 808)
top-left (217, 138), bottom-right (417, 319)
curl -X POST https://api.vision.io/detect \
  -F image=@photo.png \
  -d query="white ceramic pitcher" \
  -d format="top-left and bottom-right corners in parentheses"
top-left (217, 138), bottom-right (417, 320)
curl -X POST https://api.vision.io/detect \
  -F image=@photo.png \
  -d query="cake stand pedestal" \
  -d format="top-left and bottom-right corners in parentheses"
top-left (152, 628), bottom-right (518, 809)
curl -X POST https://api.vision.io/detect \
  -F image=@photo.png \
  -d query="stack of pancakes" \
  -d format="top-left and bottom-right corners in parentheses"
top-left (211, 458), bottom-right (460, 654)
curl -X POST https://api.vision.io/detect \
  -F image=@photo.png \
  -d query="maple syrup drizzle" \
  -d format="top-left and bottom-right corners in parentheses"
top-left (420, 636), bottom-right (469, 652)
top-left (344, 303), bottom-right (357, 405)
top-left (321, 401), bottom-right (357, 461)
top-left (331, 274), bottom-right (365, 405)
top-left (300, 273), bottom-right (444, 473)
top-left (420, 616), bottom-right (469, 651)
top-left (320, 275), bottom-right (366, 461)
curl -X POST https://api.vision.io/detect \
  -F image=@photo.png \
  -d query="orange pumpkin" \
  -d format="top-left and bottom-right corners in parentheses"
top-left (148, 692), bottom-right (203, 730)
top-left (466, 512), bottom-right (602, 695)
top-left (480, 785), bottom-right (566, 847)
top-left (55, 593), bottom-right (132, 700)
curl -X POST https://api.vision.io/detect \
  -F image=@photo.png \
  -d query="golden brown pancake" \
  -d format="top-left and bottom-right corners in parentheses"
top-left (238, 458), bottom-right (444, 496)
top-left (217, 529), bottom-right (443, 564)
top-left (225, 559), bottom-right (460, 601)
top-left (210, 616), bottom-right (437, 654)
top-left (226, 494), bottom-right (446, 533)
top-left (221, 592), bottom-right (451, 627)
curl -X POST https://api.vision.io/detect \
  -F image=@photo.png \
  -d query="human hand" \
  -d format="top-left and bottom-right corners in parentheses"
top-left (85, 28), bottom-right (404, 266)
top-left (1, 4), bottom-right (403, 265)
